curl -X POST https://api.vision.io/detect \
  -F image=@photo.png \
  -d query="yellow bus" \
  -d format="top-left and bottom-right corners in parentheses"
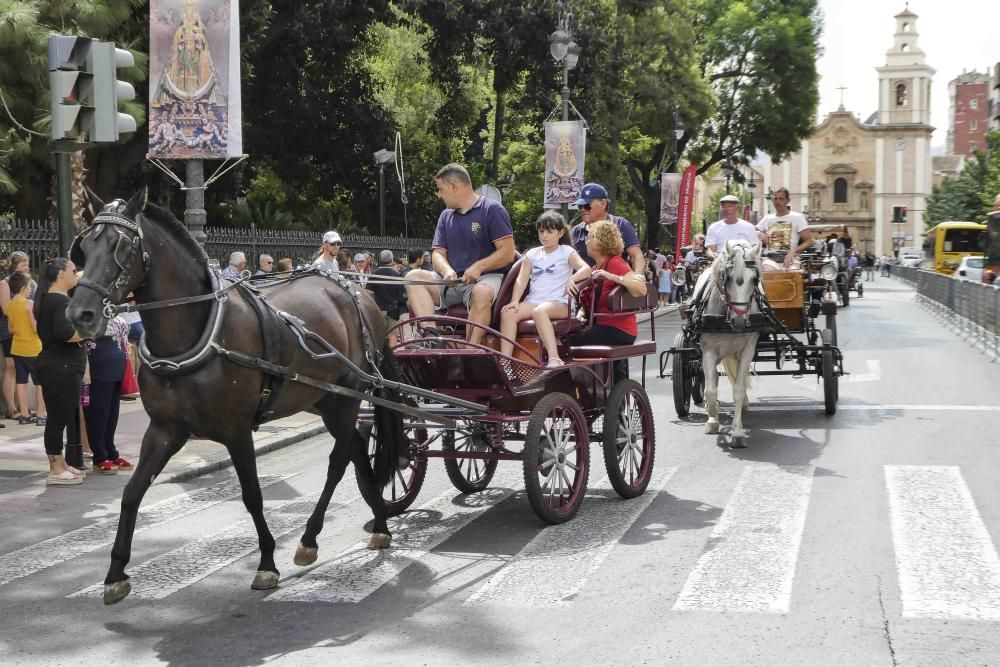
top-left (922, 221), bottom-right (986, 275)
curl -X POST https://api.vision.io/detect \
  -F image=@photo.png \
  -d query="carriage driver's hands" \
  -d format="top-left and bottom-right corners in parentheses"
top-left (783, 252), bottom-right (796, 269)
top-left (460, 262), bottom-right (482, 284)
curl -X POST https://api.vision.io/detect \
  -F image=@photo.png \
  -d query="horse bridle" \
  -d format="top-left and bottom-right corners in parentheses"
top-left (716, 248), bottom-right (760, 317)
top-left (72, 212), bottom-right (150, 319)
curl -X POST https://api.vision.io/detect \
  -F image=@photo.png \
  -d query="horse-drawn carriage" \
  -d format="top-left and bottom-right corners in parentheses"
top-left (662, 240), bottom-right (844, 437)
top-left (364, 260), bottom-right (660, 524)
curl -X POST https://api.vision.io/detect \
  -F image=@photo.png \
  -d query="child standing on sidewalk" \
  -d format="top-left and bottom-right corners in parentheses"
top-left (500, 211), bottom-right (591, 367)
top-left (7, 272), bottom-right (46, 426)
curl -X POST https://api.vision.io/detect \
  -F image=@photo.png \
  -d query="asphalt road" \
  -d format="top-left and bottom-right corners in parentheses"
top-left (2, 276), bottom-right (999, 666)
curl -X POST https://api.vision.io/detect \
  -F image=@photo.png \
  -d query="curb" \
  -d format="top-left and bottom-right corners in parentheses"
top-left (157, 423), bottom-right (329, 486)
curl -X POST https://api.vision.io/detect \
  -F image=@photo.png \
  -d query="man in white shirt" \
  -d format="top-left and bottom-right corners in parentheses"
top-left (755, 187), bottom-right (813, 271)
top-left (312, 231), bottom-right (342, 273)
top-left (705, 194), bottom-right (759, 257)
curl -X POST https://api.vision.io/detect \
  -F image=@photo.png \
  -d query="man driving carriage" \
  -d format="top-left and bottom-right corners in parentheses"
top-left (754, 187), bottom-right (814, 271)
top-left (405, 163), bottom-right (515, 346)
top-left (706, 195), bottom-right (759, 257)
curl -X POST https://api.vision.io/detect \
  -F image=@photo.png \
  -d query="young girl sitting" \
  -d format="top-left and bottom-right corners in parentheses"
top-left (500, 211), bottom-right (591, 367)
top-left (7, 271), bottom-right (46, 425)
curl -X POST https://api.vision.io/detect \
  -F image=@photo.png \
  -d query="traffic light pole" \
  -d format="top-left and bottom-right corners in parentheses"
top-left (54, 150), bottom-right (75, 256)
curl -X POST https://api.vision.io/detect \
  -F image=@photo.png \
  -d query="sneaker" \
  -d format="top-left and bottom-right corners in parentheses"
top-left (17, 415), bottom-right (33, 425)
top-left (47, 470), bottom-right (83, 486)
top-left (96, 461), bottom-right (118, 474)
top-left (111, 457), bottom-right (133, 470)
top-left (65, 465), bottom-right (86, 478)
top-left (35, 416), bottom-right (46, 426)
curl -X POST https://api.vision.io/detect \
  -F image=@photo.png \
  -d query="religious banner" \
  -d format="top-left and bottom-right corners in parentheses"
top-left (148, 0), bottom-right (243, 159)
top-left (659, 173), bottom-right (681, 227)
top-left (676, 164), bottom-right (698, 256)
top-left (543, 121), bottom-right (586, 207)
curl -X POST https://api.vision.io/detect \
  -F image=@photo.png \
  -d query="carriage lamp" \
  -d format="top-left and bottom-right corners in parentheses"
top-left (820, 262), bottom-right (838, 281)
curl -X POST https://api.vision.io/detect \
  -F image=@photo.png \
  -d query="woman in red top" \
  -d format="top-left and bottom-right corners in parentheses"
top-left (571, 220), bottom-right (647, 349)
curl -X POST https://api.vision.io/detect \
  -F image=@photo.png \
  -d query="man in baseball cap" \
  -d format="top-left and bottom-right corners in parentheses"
top-left (312, 231), bottom-right (342, 273)
top-left (570, 182), bottom-right (645, 275)
top-left (705, 194), bottom-right (758, 258)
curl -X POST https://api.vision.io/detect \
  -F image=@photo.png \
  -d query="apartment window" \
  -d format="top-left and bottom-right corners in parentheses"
top-left (970, 98), bottom-right (978, 110)
top-left (971, 119), bottom-right (978, 131)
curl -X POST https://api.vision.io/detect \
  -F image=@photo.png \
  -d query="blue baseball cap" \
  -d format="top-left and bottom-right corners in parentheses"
top-left (574, 183), bottom-right (609, 206)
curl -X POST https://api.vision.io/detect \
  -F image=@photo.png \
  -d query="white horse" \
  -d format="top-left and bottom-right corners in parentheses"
top-left (689, 240), bottom-right (762, 447)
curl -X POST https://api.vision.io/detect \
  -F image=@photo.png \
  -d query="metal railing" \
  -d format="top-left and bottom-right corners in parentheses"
top-left (0, 218), bottom-right (432, 271)
top-left (895, 267), bottom-right (1000, 361)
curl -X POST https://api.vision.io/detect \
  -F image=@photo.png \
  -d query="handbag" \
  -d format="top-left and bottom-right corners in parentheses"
top-left (121, 356), bottom-right (140, 396)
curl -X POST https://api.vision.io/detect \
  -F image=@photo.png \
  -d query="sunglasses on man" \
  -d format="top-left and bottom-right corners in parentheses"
top-left (579, 204), bottom-right (593, 211)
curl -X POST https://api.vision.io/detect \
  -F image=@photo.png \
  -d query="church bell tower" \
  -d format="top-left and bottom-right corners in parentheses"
top-left (876, 6), bottom-right (935, 125)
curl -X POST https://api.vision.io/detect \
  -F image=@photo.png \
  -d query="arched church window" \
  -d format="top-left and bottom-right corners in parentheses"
top-left (896, 83), bottom-right (908, 107)
top-left (860, 190), bottom-right (869, 211)
top-left (902, 22), bottom-right (910, 32)
top-left (900, 43), bottom-right (909, 53)
top-left (834, 178), bottom-right (848, 204)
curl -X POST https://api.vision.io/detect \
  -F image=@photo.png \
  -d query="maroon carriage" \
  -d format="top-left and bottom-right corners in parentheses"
top-left (359, 262), bottom-right (659, 524)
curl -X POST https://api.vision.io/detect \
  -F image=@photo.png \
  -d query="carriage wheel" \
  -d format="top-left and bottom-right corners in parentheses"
top-left (522, 392), bottom-right (589, 524)
top-left (602, 379), bottom-right (655, 499)
top-left (356, 421), bottom-right (428, 517)
top-left (443, 424), bottom-right (499, 493)
top-left (671, 332), bottom-right (692, 417)
top-left (821, 329), bottom-right (838, 416)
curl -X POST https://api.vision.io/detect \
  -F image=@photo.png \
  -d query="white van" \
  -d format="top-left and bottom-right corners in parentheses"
top-left (897, 247), bottom-right (923, 266)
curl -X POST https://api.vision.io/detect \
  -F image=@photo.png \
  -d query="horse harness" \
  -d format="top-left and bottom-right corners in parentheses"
top-left (71, 213), bottom-right (471, 429)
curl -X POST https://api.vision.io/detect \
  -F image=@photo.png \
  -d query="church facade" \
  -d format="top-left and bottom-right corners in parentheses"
top-left (756, 7), bottom-right (934, 256)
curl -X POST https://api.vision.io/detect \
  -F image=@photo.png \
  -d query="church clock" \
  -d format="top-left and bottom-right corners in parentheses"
top-left (895, 138), bottom-right (906, 151)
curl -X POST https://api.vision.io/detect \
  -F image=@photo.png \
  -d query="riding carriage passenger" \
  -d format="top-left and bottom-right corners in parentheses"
top-left (571, 221), bottom-right (647, 382)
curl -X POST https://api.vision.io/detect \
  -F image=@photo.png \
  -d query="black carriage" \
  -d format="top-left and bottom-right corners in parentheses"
top-left (662, 251), bottom-right (845, 417)
top-left (360, 264), bottom-right (659, 525)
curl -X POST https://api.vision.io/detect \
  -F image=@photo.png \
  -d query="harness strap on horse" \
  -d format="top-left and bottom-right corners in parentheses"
top-left (235, 283), bottom-right (289, 429)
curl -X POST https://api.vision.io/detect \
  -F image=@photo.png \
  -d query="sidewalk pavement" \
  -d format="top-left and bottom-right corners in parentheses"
top-left (0, 302), bottom-right (679, 493)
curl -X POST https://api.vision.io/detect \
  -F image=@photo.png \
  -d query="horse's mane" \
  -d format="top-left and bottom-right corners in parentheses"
top-left (139, 203), bottom-right (210, 263)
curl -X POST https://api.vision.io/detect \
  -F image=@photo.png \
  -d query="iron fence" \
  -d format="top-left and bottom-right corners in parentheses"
top-left (0, 218), bottom-right (432, 273)
top-left (895, 267), bottom-right (1000, 360)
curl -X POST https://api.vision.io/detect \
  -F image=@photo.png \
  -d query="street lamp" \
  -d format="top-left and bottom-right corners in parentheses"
top-left (550, 3), bottom-right (579, 222)
top-left (746, 173), bottom-right (756, 221)
top-left (721, 163), bottom-right (734, 193)
top-left (765, 186), bottom-right (774, 214)
top-left (374, 148), bottom-right (395, 237)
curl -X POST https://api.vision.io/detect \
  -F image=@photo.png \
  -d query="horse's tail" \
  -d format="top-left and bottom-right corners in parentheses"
top-left (721, 356), bottom-right (753, 392)
top-left (371, 340), bottom-right (406, 489)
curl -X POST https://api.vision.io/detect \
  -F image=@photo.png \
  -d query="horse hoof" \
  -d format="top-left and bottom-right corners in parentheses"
top-left (293, 544), bottom-right (318, 567)
top-left (705, 424), bottom-right (719, 435)
top-left (251, 570), bottom-right (280, 590)
top-left (731, 437), bottom-right (748, 449)
top-left (103, 580), bottom-right (131, 605)
top-left (367, 533), bottom-right (391, 550)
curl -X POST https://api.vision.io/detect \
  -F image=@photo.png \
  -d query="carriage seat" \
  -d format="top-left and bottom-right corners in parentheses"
top-left (493, 258), bottom-right (581, 338)
top-left (569, 281), bottom-right (658, 359)
top-left (569, 340), bottom-right (657, 359)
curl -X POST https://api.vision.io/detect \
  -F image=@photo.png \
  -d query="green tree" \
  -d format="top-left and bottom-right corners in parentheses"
top-left (925, 146), bottom-right (992, 226)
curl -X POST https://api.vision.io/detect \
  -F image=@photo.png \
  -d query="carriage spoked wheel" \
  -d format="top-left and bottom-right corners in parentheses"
top-left (357, 420), bottom-right (428, 517)
top-left (443, 423), bottom-right (500, 493)
top-left (602, 379), bottom-right (655, 498)
top-left (672, 332), bottom-right (692, 417)
top-left (825, 312), bottom-right (838, 348)
top-left (522, 392), bottom-right (589, 524)
top-left (821, 328), bottom-right (838, 416)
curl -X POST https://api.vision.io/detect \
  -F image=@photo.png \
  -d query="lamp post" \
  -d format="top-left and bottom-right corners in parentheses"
top-left (765, 186), bottom-right (774, 214)
top-left (374, 148), bottom-right (395, 237)
top-left (721, 163), bottom-right (734, 194)
top-left (746, 173), bottom-right (757, 223)
top-left (550, 4), bottom-right (579, 223)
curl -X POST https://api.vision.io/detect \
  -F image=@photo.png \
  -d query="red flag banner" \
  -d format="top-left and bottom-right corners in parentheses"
top-left (676, 164), bottom-right (698, 257)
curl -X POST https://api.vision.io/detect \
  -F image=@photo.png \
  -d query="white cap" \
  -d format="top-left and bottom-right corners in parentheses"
top-left (353, 253), bottom-right (367, 262)
top-left (719, 194), bottom-right (740, 203)
top-left (323, 231), bottom-right (342, 244)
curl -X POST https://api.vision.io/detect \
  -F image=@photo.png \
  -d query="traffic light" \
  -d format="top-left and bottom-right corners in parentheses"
top-left (48, 35), bottom-right (93, 141)
top-left (86, 41), bottom-right (137, 142)
top-left (892, 205), bottom-right (908, 223)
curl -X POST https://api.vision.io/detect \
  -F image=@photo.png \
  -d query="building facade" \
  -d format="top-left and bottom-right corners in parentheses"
top-left (991, 62), bottom-right (1000, 131)
top-left (947, 71), bottom-right (990, 156)
top-left (756, 7), bottom-right (934, 256)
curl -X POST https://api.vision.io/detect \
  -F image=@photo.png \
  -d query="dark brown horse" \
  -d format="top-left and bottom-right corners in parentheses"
top-left (66, 190), bottom-right (405, 604)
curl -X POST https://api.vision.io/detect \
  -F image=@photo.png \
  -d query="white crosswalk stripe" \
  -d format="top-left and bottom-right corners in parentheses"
top-left (0, 475), bottom-right (290, 588)
top-left (673, 463), bottom-right (814, 614)
top-left (266, 468), bottom-right (523, 604)
top-left (466, 467), bottom-right (676, 607)
top-left (886, 465), bottom-right (1000, 621)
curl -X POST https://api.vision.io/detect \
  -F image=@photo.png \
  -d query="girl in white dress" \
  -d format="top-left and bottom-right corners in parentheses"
top-left (500, 211), bottom-right (591, 367)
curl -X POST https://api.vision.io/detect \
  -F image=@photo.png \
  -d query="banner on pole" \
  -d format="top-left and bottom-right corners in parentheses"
top-left (148, 0), bottom-right (243, 159)
top-left (676, 164), bottom-right (698, 257)
top-left (659, 173), bottom-right (681, 227)
top-left (543, 121), bottom-right (586, 207)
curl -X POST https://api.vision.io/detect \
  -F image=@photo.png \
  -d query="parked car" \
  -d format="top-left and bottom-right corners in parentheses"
top-left (953, 256), bottom-right (984, 282)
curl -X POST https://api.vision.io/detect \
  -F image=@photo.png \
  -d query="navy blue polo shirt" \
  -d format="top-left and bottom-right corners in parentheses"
top-left (571, 215), bottom-right (641, 266)
top-left (431, 196), bottom-right (513, 274)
